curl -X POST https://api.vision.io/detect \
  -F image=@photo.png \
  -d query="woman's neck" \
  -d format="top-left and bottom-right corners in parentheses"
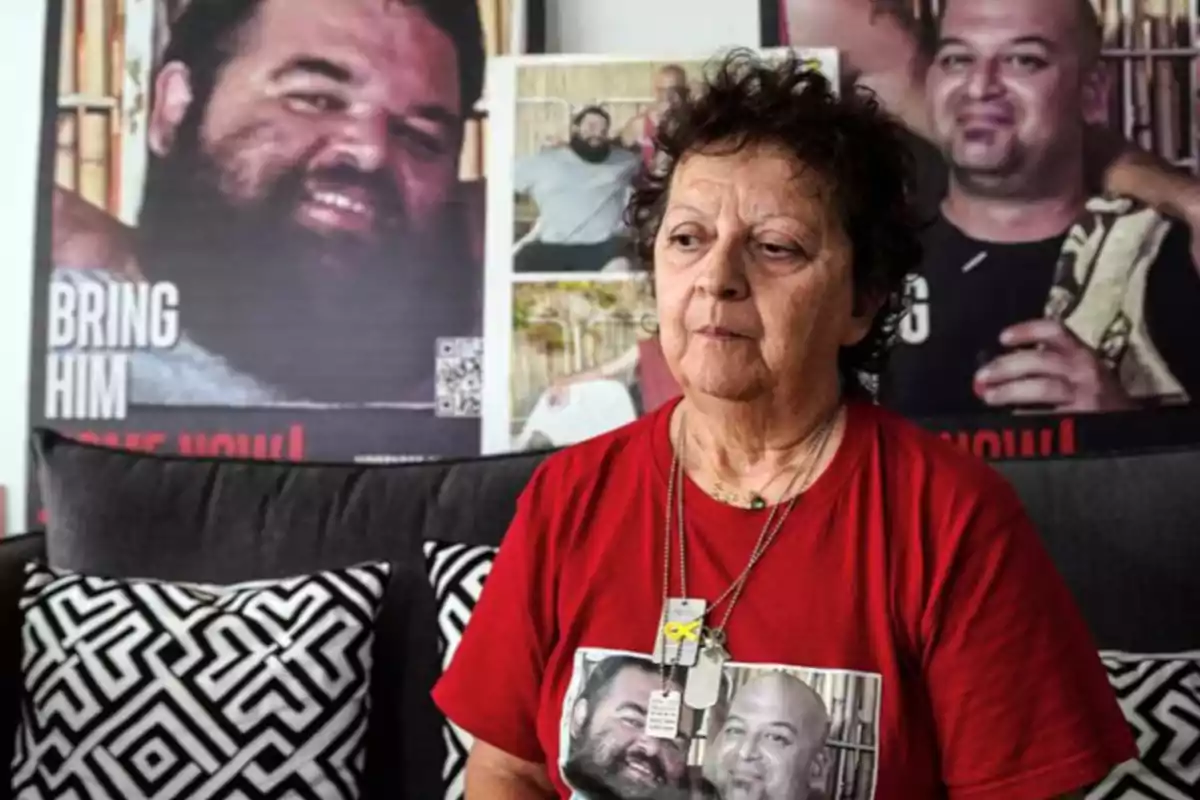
top-left (671, 385), bottom-right (844, 496)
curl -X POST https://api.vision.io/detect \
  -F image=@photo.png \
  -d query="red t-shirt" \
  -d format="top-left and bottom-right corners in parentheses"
top-left (433, 399), bottom-right (1135, 799)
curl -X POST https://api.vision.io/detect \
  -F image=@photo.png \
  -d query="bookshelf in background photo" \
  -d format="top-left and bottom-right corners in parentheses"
top-left (54, 0), bottom-right (152, 225)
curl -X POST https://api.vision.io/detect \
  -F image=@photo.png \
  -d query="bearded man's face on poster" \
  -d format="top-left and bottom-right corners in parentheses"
top-left (138, 0), bottom-right (469, 400)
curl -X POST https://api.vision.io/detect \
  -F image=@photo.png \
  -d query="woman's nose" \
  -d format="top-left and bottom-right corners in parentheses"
top-left (693, 237), bottom-right (749, 301)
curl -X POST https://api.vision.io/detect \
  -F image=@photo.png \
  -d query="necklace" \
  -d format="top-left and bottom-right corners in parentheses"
top-left (649, 403), bottom-right (840, 734)
top-left (711, 465), bottom-right (794, 510)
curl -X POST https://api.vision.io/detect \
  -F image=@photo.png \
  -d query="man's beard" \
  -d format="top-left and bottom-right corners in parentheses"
top-left (570, 135), bottom-right (612, 164)
top-left (562, 728), bottom-right (686, 800)
top-left (135, 140), bottom-right (472, 403)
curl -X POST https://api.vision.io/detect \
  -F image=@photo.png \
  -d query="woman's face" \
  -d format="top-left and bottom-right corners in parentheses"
top-left (653, 142), bottom-right (872, 404)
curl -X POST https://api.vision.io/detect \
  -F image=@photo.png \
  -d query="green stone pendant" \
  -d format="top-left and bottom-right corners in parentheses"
top-left (749, 495), bottom-right (767, 510)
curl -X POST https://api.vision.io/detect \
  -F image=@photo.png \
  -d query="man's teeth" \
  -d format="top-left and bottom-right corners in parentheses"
top-left (313, 191), bottom-right (368, 215)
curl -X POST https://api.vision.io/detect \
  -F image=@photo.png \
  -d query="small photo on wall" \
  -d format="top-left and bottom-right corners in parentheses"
top-left (510, 58), bottom-right (709, 276)
top-left (506, 278), bottom-right (664, 451)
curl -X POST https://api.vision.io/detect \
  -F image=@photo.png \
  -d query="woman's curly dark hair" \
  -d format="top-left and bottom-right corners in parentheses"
top-left (626, 49), bottom-right (924, 399)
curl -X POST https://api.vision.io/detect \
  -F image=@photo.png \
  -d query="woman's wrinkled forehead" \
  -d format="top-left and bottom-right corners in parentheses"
top-left (665, 142), bottom-right (833, 227)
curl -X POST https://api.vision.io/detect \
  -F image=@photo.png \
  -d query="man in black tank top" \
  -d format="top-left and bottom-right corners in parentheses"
top-left (882, 0), bottom-right (1200, 416)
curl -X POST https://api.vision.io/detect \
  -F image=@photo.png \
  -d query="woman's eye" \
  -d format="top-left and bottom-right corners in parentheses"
top-left (759, 241), bottom-right (801, 258)
top-left (670, 233), bottom-right (701, 249)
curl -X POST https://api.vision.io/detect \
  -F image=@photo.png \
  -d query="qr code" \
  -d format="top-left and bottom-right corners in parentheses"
top-left (435, 337), bottom-right (483, 418)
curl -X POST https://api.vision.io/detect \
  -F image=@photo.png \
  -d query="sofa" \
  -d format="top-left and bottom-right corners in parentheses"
top-left (0, 427), bottom-right (1197, 799)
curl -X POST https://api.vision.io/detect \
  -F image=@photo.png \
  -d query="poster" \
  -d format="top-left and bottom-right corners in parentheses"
top-left (760, 0), bottom-right (1200, 458)
top-left (481, 50), bottom-right (840, 454)
top-left (27, 0), bottom-right (542, 524)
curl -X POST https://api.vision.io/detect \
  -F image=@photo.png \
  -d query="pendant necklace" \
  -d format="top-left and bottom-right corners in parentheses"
top-left (712, 465), bottom-right (793, 510)
top-left (647, 403), bottom-right (840, 737)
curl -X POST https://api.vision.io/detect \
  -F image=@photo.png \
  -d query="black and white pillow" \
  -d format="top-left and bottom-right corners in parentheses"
top-left (12, 560), bottom-right (391, 800)
top-left (1087, 651), bottom-right (1200, 800)
top-left (422, 541), bottom-right (497, 800)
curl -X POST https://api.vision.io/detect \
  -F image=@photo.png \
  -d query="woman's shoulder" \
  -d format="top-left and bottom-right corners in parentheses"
top-left (527, 407), bottom-right (665, 497)
top-left (849, 405), bottom-right (1035, 573)
top-left (857, 402), bottom-right (1021, 509)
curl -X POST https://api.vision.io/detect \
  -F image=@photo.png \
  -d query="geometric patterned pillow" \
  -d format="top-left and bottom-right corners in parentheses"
top-left (422, 541), bottom-right (497, 800)
top-left (11, 560), bottom-right (391, 800)
top-left (1087, 651), bottom-right (1200, 800)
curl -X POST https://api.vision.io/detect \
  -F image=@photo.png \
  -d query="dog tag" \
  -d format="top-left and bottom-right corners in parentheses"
top-left (645, 690), bottom-right (682, 739)
top-left (650, 598), bottom-right (707, 667)
top-left (684, 635), bottom-right (728, 710)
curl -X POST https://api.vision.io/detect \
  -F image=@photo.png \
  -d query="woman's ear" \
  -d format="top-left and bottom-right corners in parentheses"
top-left (842, 288), bottom-right (886, 347)
top-left (148, 61), bottom-right (195, 156)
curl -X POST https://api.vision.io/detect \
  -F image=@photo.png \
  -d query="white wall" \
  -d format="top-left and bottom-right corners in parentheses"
top-left (0, 2), bottom-right (49, 533)
top-left (546, 0), bottom-right (758, 55)
top-left (0, 0), bottom-right (757, 533)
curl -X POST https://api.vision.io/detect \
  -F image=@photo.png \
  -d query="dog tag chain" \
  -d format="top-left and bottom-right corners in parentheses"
top-left (658, 406), bottom-right (839, 716)
top-left (649, 454), bottom-right (707, 737)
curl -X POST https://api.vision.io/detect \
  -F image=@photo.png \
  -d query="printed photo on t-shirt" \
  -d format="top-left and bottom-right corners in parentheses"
top-left (558, 648), bottom-right (881, 800)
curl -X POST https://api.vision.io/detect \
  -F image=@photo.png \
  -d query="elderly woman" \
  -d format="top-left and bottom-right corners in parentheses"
top-left (435, 51), bottom-right (1133, 799)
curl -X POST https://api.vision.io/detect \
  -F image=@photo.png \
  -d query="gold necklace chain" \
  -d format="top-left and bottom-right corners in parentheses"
top-left (658, 403), bottom-right (840, 678)
top-left (711, 465), bottom-right (792, 509)
top-left (692, 416), bottom-right (834, 510)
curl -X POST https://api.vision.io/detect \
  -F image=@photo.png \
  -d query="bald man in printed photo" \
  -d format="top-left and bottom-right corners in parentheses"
top-left (703, 672), bottom-right (831, 800)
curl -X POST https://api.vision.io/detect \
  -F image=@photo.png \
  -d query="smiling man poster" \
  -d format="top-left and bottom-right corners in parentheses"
top-left (28, 0), bottom-right (539, 523)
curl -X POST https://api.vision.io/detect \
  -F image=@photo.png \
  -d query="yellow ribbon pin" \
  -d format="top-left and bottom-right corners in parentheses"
top-left (662, 620), bottom-right (701, 642)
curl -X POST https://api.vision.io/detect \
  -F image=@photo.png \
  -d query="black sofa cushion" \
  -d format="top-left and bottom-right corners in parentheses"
top-left (12, 560), bottom-right (391, 799)
top-left (32, 428), bottom-right (546, 580)
top-left (992, 449), bottom-right (1200, 654)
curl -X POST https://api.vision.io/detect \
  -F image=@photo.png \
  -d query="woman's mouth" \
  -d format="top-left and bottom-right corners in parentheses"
top-left (697, 325), bottom-right (750, 340)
